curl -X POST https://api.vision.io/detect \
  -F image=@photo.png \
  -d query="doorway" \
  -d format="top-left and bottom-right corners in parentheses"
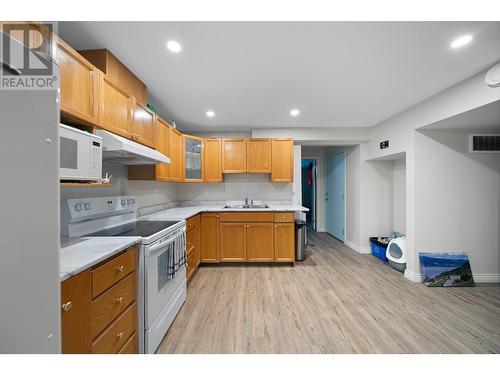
top-left (325, 151), bottom-right (345, 241)
top-left (301, 159), bottom-right (317, 231)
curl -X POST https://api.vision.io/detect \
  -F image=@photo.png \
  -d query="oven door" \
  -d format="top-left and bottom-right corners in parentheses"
top-left (144, 234), bottom-right (186, 329)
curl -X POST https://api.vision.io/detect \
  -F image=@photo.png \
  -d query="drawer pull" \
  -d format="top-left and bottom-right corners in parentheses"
top-left (116, 265), bottom-right (125, 273)
top-left (61, 301), bottom-right (73, 311)
top-left (117, 331), bottom-right (124, 339)
top-left (116, 296), bottom-right (124, 304)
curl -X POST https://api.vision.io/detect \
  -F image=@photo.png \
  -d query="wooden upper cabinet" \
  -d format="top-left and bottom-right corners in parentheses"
top-left (222, 138), bottom-right (247, 173)
top-left (79, 49), bottom-right (147, 106)
top-left (247, 138), bottom-right (271, 173)
top-left (204, 139), bottom-right (222, 183)
top-left (61, 269), bottom-right (92, 354)
top-left (98, 73), bottom-right (133, 139)
top-left (155, 117), bottom-right (172, 181)
top-left (271, 138), bottom-right (294, 182)
top-left (56, 37), bottom-right (99, 126)
top-left (131, 100), bottom-right (155, 148)
top-left (183, 135), bottom-right (204, 182)
top-left (170, 128), bottom-right (184, 182)
top-left (246, 223), bottom-right (274, 261)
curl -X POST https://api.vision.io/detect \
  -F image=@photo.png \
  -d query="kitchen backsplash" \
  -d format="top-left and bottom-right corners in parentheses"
top-left (60, 163), bottom-right (294, 235)
top-left (174, 174), bottom-right (294, 202)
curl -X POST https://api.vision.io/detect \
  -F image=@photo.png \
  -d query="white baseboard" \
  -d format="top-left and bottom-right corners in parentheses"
top-left (404, 269), bottom-right (423, 282)
top-left (345, 240), bottom-right (371, 254)
top-left (404, 270), bottom-right (500, 283)
top-left (473, 274), bottom-right (500, 283)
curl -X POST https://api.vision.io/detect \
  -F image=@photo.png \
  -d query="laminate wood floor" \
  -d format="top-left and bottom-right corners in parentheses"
top-left (157, 231), bottom-right (500, 354)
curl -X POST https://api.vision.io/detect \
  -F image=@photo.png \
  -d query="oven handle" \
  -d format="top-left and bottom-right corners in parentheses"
top-left (147, 233), bottom-right (182, 255)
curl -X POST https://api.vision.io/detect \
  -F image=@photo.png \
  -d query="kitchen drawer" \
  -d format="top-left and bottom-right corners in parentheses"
top-left (92, 302), bottom-right (137, 354)
top-left (118, 331), bottom-right (138, 354)
top-left (186, 214), bottom-right (200, 232)
top-left (92, 247), bottom-right (137, 298)
top-left (274, 212), bottom-right (294, 223)
top-left (91, 272), bottom-right (136, 338)
top-left (219, 212), bottom-right (273, 222)
top-left (187, 245), bottom-right (200, 280)
top-left (186, 228), bottom-right (199, 252)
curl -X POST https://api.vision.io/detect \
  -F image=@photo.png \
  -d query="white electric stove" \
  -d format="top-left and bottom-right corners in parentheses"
top-left (66, 196), bottom-right (187, 354)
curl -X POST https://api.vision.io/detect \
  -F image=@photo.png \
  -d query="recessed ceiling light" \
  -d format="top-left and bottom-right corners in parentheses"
top-left (290, 109), bottom-right (300, 117)
top-left (450, 35), bottom-right (473, 49)
top-left (206, 110), bottom-right (215, 118)
top-left (167, 40), bottom-right (182, 53)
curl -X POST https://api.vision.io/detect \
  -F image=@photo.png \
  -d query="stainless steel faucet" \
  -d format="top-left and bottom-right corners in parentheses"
top-left (245, 197), bottom-right (249, 205)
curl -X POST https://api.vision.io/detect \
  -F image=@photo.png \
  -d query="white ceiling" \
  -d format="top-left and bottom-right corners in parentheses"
top-left (59, 21), bottom-right (500, 131)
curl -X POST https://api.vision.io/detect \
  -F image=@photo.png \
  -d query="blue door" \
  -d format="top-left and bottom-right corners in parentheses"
top-left (325, 151), bottom-right (345, 241)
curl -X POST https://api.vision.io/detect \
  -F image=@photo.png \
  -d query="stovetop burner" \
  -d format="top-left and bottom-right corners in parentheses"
top-left (87, 220), bottom-right (179, 238)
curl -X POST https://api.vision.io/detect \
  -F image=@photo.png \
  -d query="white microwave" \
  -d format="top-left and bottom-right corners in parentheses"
top-left (60, 124), bottom-right (102, 181)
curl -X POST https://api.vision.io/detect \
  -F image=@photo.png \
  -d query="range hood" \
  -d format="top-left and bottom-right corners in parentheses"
top-left (96, 130), bottom-right (170, 165)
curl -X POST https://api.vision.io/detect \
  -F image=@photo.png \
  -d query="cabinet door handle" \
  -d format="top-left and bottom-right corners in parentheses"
top-left (116, 265), bottom-right (125, 273)
top-left (116, 296), bottom-right (124, 304)
top-left (275, 225), bottom-right (278, 228)
top-left (61, 301), bottom-right (73, 311)
top-left (117, 331), bottom-right (124, 339)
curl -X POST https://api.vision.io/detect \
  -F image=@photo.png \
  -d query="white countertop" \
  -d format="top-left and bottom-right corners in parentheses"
top-left (140, 204), bottom-right (309, 221)
top-left (59, 236), bottom-right (142, 282)
top-left (59, 204), bottom-right (307, 282)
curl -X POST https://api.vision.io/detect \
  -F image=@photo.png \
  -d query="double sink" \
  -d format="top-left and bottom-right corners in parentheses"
top-left (222, 204), bottom-right (270, 209)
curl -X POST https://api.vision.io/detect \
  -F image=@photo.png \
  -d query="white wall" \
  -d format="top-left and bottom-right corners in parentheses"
top-left (345, 145), bottom-right (361, 248)
top-left (415, 130), bottom-right (500, 281)
top-left (365, 67), bottom-right (500, 281)
top-left (392, 157), bottom-right (407, 234)
top-left (252, 127), bottom-right (370, 144)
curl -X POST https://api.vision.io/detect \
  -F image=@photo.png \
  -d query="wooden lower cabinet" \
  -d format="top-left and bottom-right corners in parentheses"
top-left (92, 302), bottom-right (137, 354)
top-left (61, 247), bottom-right (138, 354)
top-left (274, 223), bottom-right (295, 262)
top-left (118, 331), bottom-right (138, 354)
top-left (246, 223), bottom-right (274, 261)
top-left (186, 214), bottom-right (201, 281)
top-left (216, 212), bottom-right (294, 263)
top-left (220, 222), bottom-right (247, 261)
top-left (61, 269), bottom-right (92, 354)
top-left (200, 213), bottom-right (220, 262)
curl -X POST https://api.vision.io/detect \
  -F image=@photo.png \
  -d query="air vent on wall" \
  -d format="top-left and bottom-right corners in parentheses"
top-left (469, 134), bottom-right (500, 153)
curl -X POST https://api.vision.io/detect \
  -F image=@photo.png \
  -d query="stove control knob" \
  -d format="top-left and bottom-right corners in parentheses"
top-left (121, 199), bottom-right (126, 206)
top-left (130, 198), bottom-right (135, 205)
top-left (84, 203), bottom-right (92, 211)
top-left (127, 199), bottom-right (132, 204)
top-left (75, 203), bottom-right (83, 212)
